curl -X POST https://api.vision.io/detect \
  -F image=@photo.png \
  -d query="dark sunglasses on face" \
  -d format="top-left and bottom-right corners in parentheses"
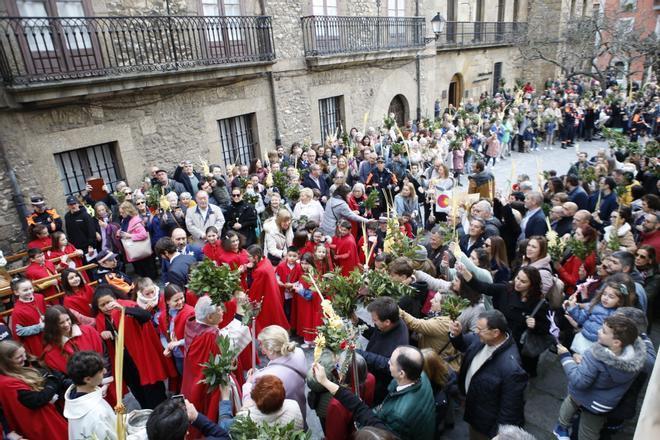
top-left (232, 194), bottom-right (241, 198)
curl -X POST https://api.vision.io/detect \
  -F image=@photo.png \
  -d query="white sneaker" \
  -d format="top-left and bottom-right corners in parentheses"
top-left (549, 146), bottom-right (554, 150)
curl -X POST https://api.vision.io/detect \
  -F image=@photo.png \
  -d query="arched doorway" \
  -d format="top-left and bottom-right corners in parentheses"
top-left (388, 94), bottom-right (409, 127)
top-left (448, 73), bottom-right (463, 108)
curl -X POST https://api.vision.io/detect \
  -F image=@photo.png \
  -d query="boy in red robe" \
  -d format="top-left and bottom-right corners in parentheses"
top-left (357, 221), bottom-right (382, 269)
top-left (24, 247), bottom-right (59, 300)
top-left (331, 220), bottom-right (360, 276)
top-left (10, 278), bottom-right (46, 356)
top-left (246, 245), bottom-right (290, 334)
top-left (182, 296), bottom-right (244, 438)
top-left (275, 247), bottom-right (303, 326)
top-left (294, 253), bottom-right (323, 347)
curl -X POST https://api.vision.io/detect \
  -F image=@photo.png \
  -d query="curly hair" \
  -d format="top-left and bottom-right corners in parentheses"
top-left (251, 375), bottom-right (286, 414)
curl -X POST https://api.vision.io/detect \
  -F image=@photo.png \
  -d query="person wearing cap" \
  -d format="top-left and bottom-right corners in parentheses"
top-left (155, 168), bottom-right (186, 196)
top-left (92, 249), bottom-right (132, 294)
top-left (366, 157), bottom-right (398, 219)
top-left (174, 160), bottom-right (202, 195)
top-left (64, 195), bottom-right (97, 252)
top-left (26, 196), bottom-right (63, 234)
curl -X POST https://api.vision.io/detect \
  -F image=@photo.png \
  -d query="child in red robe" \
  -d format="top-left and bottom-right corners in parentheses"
top-left (216, 231), bottom-right (250, 289)
top-left (293, 253), bottom-right (323, 347)
top-left (93, 287), bottom-right (175, 409)
top-left (48, 231), bottom-right (91, 281)
top-left (357, 221), bottom-right (381, 269)
top-left (26, 224), bottom-right (52, 250)
top-left (202, 226), bottom-right (223, 265)
top-left (60, 268), bottom-right (95, 326)
top-left (246, 246), bottom-right (290, 334)
top-left (0, 340), bottom-right (68, 440)
top-left (10, 277), bottom-right (46, 356)
top-left (24, 247), bottom-right (59, 301)
top-left (275, 247), bottom-right (303, 326)
top-left (331, 220), bottom-right (360, 276)
top-left (41, 305), bottom-right (103, 374)
top-left (157, 283), bottom-right (195, 376)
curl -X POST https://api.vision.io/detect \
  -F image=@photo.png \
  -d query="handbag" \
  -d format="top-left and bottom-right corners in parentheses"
top-left (519, 299), bottom-right (554, 358)
top-left (121, 235), bottom-right (152, 261)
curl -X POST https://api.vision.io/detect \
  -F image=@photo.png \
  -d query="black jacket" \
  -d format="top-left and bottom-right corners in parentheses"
top-left (64, 209), bottom-right (97, 250)
top-left (451, 332), bottom-right (528, 437)
top-left (303, 173), bottom-right (330, 198)
top-left (459, 233), bottom-right (485, 255)
top-left (224, 200), bottom-right (258, 246)
top-left (553, 217), bottom-right (573, 238)
top-left (173, 166), bottom-right (202, 195)
top-left (398, 280), bottom-right (429, 319)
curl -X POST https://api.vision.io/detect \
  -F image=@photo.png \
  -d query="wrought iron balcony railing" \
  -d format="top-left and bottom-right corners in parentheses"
top-left (0, 15), bottom-right (275, 86)
top-left (301, 15), bottom-right (425, 57)
top-left (437, 21), bottom-right (525, 49)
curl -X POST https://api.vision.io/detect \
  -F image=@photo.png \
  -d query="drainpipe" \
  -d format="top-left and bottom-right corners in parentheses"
top-left (0, 141), bottom-right (29, 234)
top-left (415, 0), bottom-right (422, 122)
top-left (259, 0), bottom-right (282, 146)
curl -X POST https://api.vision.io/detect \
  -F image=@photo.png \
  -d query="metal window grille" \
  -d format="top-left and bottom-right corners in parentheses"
top-left (493, 62), bottom-right (503, 96)
top-left (218, 114), bottom-right (256, 167)
top-left (319, 96), bottom-right (343, 143)
top-left (54, 142), bottom-right (123, 196)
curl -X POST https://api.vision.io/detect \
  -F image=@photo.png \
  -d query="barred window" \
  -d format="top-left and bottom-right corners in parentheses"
top-left (54, 142), bottom-right (123, 196)
top-left (319, 96), bottom-right (344, 143)
top-left (218, 113), bottom-right (256, 167)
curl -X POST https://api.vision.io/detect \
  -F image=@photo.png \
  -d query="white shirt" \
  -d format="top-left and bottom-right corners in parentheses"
top-left (465, 336), bottom-right (508, 392)
top-left (396, 382), bottom-right (415, 393)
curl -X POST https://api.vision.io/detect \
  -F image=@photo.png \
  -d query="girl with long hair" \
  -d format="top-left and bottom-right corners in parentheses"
top-left (0, 340), bottom-right (68, 439)
top-left (157, 284), bottom-right (194, 375)
top-left (48, 231), bottom-right (89, 281)
top-left (485, 236), bottom-right (511, 283)
top-left (60, 268), bottom-right (95, 326)
top-left (41, 305), bottom-right (103, 374)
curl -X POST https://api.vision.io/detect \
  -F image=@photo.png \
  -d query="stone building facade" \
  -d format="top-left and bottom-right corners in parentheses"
top-left (0, 0), bottom-right (533, 250)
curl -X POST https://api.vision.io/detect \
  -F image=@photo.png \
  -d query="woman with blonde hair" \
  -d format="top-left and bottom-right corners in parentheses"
top-left (117, 200), bottom-right (157, 278)
top-left (0, 340), bottom-right (68, 439)
top-left (263, 208), bottom-right (294, 266)
top-left (394, 182), bottom-right (419, 219)
top-left (243, 325), bottom-right (307, 421)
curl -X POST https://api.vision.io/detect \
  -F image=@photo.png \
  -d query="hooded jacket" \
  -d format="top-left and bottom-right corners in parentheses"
top-left (63, 385), bottom-right (117, 440)
top-left (560, 337), bottom-right (646, 414)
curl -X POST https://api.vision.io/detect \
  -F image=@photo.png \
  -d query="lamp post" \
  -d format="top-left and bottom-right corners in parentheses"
top-left (424, 12), bottom-right (445, 43)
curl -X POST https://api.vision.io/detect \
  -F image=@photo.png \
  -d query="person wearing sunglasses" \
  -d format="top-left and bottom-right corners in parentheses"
top-left (634, 246), bottom-right (659, 327)
top-left (224, 190), bottom-right (258, 246)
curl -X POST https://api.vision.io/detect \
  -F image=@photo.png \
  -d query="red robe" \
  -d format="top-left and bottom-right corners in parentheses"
top-left (0, 375), bottom-right (67, 440)
top-left (293, 278), bottom-right (322, 342)
top-left (332, 234), bottom-right (360, 276)
top-left (41, 324), bottom-right (104, 373)
top-left (157, 303), bottom-right (196, 343)
top-left (556, 251), bottom-right (597, 295)
top-left (182, 319), bottom-right (242, 438)
top-left (347, 193), bottom-right (367, 240)
top-left (216, 248), bottom-right (250, 290)
top-left (185, 288), bottom-right (199, 308)
top-left (47, 244), bottom-right (90, 282)
top-left (325, 373), bottom-right (376, 440)
top-left (63, 284), bottom-right (95, 318)
top-left (300, 240), bottom-right (315, 256)
top-left (27, 236), bottom-right (51, 250)
top-left (202, 242), bottom-right (224, 266)
top-left (96, 299), bottom-right (176, 386)
top-left (248, 258), bottom-right (290, 334)
top-left (11, 294), bottom-right (46, 356)
top-left (357, 236), bottom-right (376, 268)
top-left (274, 260), bottom-right (303, 304)
top-left (24, 261), bottom-right (59, 300)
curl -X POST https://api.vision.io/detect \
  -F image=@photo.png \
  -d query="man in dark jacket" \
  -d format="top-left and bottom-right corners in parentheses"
top-left (357, 296), bottom-right (409, 405)
top-left (155, 169), bottom-right (186, 196)
top-left (302, 164), bottom-right (330, 201)
top-left (449, 310), bottom-right (528, 439)
top-left (224, 190), bottom-right (258, 246)
top-left (154, 237), bottom-right (197, 287)
top-left (459, 219), bottom-right (486, 255)
top-left (26, 196), bottom-right (63, 233)
top-left (566, 175), bottom-right (589, 210)
top-left (64, 196), bottom-right (97, 251)
top-left (366, 158), bottom-right (398, 219)
top-left (174, 160), bottom-right (202, 195)
top-left (519, 191), bottom-right (548, 240)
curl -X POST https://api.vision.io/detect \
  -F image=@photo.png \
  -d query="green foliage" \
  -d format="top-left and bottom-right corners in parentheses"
top-left (383, 114), bottom-right (397, 130)
top-left (363, 269), bottom-right (416, 303)
top-left (578, 166), bottom-right (597, 184)
top-left (243, 192), bottom-right (259, 206)
top-left (363, 189), bottom-right (380, 211)
top-left (145, 184), bottom-right (162, 210)
top-left (199, 335), bottom-right (239, 389)
top-left (272, 171), bottom-right (288, 196)
top-left (187, 259), bottom-right (241, 305)
top-left (113, 190), bottom-right (126, 204)
top-left (449, 139), bottom-right (463, 151)
top-left (306, 268), bottom-right (362, 318)
top-left (607, 228), bottom-right (622, 251)
top-left (229, 416), bottom-right (311, 440)
top-left (239, 297), bottom-right (262, 327)
top-left (237, 176), bottom-right (250, 189)
top-left (391, 142), bottom-right (406, 156)
top-left (441, 295), bottom-right (471, 321)
top-left (644, 140), bottom-right (658, 157)
top-left (565, 237), bottom-right (596, 261)
top-left (285, 185), bottom-right (300, 202)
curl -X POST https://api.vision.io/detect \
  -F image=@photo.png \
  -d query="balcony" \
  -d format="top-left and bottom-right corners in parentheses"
top-left (436, 21), bottom-right (525, 51)
top-left (301, 16), bottom-right (425, 67)
top-left (0, 15), bottom-right (275, 102)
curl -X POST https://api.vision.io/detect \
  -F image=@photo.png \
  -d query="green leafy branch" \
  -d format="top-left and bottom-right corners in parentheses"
top-left (199, 335), bottom-right (239, 389)
top-left (229, 416), bottom-right (311, 440)
top-left (188, 259), bottom-right (242, 306)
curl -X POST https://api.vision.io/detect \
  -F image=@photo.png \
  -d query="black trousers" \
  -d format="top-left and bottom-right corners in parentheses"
top-left (123, 349), bottom-right (167, 409)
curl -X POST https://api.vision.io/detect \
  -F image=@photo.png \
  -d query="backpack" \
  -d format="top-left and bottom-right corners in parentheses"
top-left (539, 267), bottom-right (565, 309)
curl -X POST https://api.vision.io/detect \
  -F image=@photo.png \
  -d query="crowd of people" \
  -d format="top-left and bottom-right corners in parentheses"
top-left (0, 74), bottom-right (658, 440)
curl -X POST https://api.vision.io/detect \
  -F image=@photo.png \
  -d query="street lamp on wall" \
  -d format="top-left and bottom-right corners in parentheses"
top-left (424, 12), bottom-right (446, 43)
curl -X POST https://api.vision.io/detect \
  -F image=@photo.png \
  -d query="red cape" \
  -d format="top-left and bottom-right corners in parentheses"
top-left (274, 260), bottom-right (303, 303)
top-left (27, 237), bottom-right (51, 250)
top-left (202, 242), bottom-right (224, 266)
top-left (63, 284), bottom-right (95, 317)
top-left (216, 249), bottom-right (249, 290)
top-left (24, 261), bottom-right (59, 299)
top-left (157, 302), bottom-right (196, 342)
top-left (47, 244), bottom-right (90, 281)
top-left (249, 258), bottom-right (290, 334)
top-left (41, 324), bottom-right (103, 373)
top-left (293, 278), bottom-right (322, 342)
top-left (332, 234), bottom-right (360, 276)
top-left (11, 294), bottom-right (46, 356)
top-left (0, 375), bottom-right (67, 440)
top-left (325, 373), bottom-right (376, 440)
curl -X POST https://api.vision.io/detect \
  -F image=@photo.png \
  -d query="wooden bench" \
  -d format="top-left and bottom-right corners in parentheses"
top-left (7, 250), bottom-right (90, 276)
top-left (0, 263), bottom-right (98, 299)
top-left (0, 279), bottom-right (99, 318)
top-left (3, 246), bottom-right (51, 264)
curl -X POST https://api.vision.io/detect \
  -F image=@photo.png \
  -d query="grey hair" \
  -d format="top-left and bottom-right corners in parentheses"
top-left (494, 425), bottom-right (537, 440)
top-left (194, 296), bottom-right (221, 322)
top-left (352, 182), bottom-right (366, 194)
top-left (526, 191), bottom-right (544, 206)
top-left (519, 181), bottom-right (534, 191)
top-left (180, 192), bottom-right (192, 200)
top-left (475, 200), bottom-right (493, 216)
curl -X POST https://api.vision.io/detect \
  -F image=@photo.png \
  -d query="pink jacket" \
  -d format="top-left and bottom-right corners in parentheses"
top-left (119, 215), bottom-right (149, 262)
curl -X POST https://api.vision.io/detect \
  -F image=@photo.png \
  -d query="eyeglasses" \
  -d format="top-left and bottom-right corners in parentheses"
top-left (136, 201), bottom-right (146, 205)
top-left (124, 192), bottom-right (132, 195)
top-left (635, 254), bottom-right (647, 258)
top-left (232, 194), bottom-right (241, 198)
